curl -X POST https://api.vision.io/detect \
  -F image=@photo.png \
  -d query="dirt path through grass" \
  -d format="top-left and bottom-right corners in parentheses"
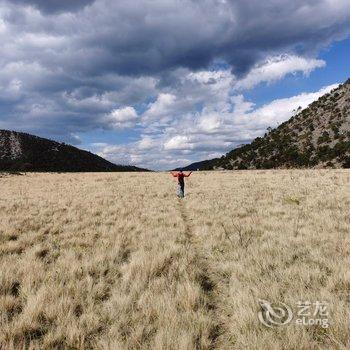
top-left (177, 198), bottom-right (224, 349)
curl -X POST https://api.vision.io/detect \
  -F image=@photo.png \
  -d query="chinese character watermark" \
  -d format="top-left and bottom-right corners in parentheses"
top-left (258, 299), bottom-right (329, 328)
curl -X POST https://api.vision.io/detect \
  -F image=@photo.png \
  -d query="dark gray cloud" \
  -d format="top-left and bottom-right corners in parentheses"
top-left (9, 0), bottom-right (95, 14)
top-left (3, 0), bottom-right (350, 77)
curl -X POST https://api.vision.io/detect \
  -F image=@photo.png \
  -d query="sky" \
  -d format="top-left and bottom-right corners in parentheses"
top-left (0, 0), bottom-right (350, 170)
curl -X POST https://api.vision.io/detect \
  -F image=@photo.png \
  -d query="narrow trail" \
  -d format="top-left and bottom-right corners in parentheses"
top-left (176, 198), bottom-right (223, 350)
top-left (177, 198), bottom-right (193, 240)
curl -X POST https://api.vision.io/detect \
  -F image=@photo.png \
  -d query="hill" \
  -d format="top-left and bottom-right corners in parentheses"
top-left (179, 78), bottom-right (350, 170)
top-left (0, 130), bottom-right (147, 172)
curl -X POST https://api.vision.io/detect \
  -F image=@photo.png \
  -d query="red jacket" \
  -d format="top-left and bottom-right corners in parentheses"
top-left (171, 171), bottom-right (192, 185)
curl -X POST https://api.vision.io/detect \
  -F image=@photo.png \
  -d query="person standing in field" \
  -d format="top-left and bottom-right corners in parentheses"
top-left (170, 170), bottom-right (192, 198)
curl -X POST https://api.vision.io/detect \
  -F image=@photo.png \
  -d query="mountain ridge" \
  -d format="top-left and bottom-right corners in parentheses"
top-left (0, 130), bottom-right (148, 172)
top-left (177, 78), bottom-right (350, 171)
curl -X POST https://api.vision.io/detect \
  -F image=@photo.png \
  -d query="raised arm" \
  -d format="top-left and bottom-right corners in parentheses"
top-left (184, 171), bottom-right (193, 177)
top-left (170, 171), bottom-right (178, 177)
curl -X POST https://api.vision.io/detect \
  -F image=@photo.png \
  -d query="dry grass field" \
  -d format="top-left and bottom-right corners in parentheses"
top-left (0, 170), bottom-right (349, 349)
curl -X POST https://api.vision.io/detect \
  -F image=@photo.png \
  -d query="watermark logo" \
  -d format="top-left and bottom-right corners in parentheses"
top-left (258, 299), bottom-right (329, 328)
top-left (258, 299), bottom-right (293, 328)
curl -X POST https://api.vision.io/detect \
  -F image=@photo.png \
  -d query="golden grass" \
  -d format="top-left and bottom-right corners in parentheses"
top-left (0, 170), bottom-right (349, 349)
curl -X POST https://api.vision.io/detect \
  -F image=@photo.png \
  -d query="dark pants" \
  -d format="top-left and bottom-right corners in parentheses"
top-left (177, 183), bottom-right (185, 197)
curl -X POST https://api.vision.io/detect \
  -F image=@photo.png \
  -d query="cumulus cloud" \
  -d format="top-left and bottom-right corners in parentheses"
top-left (164, 136), bottom-right (192, 151)
top-left (197, 114), bottom-right (222, 134)
top-left (93, 82), bottom-right (338, 169)
top-left (143, 94), bottom-right (177, 122)
top-left (240, 84), bottom-right (339, 128)
top-left (137, 136), bottom-right (157, 150)
top-left (235, 55), bottom-right (326, 90)
top-left (105, 107), bottom-right (138, 129)
top-left (0, 0), bottom-right (349, 167)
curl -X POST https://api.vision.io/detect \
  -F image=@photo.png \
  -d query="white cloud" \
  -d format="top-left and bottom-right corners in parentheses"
top-left (91, 82), bottom-right (339, 170)
top-left (164, 135), bottom-right (192, 151)
top-left (235, 55), bottom-right (326, 90)
top-left (109, 107), bottom-right (138, 122)
top-left (105, 106), bottom-right (138, 129)
top-left (137, 136), bottom-right (157, 150)
top-left (1, 0), bottom-right (349, 168)
top-left (138, 55), bottom-right (327, 134)
top-left (197, 114), bottom-right (222, 133)
top-left (188, 70), bottom-right (234, 92)
top-left (242, 84), bottom-right (339, 128)
top-left (143, 93), bottom-right (176, 122)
